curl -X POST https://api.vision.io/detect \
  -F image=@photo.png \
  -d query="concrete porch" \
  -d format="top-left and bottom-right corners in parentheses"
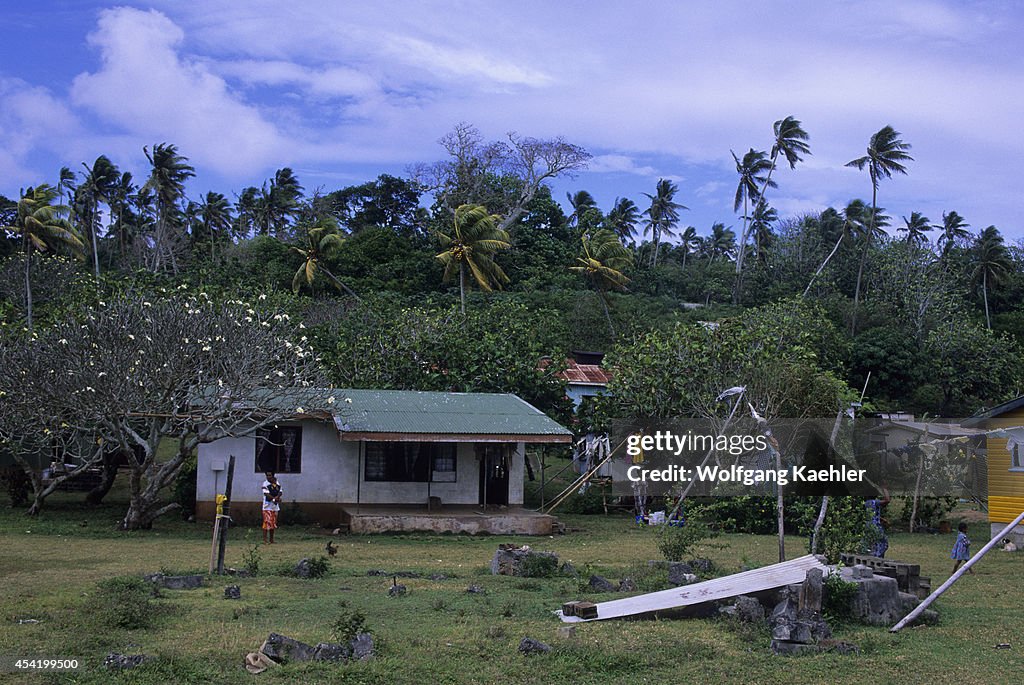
top-left (340, 504), bottom-right (557, 535)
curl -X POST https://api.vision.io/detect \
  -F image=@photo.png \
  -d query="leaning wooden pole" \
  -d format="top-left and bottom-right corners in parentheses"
top-left (891, 510), bottom-right (1024, 632)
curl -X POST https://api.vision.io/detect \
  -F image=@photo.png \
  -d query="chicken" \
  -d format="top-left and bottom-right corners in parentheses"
top-left (325, 540), bottom-right (338, 557)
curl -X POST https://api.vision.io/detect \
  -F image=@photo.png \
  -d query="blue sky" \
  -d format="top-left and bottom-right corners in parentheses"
top-left (3, 1), bottom-right (1022, 241)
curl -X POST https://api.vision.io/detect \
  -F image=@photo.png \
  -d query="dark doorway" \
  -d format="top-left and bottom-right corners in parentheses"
top-left (477, 444), bottom-right (510, 507)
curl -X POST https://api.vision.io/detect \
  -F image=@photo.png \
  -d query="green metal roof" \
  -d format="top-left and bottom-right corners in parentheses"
top-left (329, 389), bottom-right (572, 440)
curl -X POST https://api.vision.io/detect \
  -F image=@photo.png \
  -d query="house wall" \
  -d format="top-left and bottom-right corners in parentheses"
top-left (196, 421), bottom-right (526, 521)
top-left (986, 409), bottom-right (1024, 539)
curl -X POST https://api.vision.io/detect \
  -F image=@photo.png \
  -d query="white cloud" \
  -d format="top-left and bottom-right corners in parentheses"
top-left (587, 154), bottom-right (658, 176)
top-left (69, 7), bottom-right (288, 176)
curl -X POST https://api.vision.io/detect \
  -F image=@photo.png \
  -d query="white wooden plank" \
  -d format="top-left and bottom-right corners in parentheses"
top-left (558, 554), bottom-right (830, 622)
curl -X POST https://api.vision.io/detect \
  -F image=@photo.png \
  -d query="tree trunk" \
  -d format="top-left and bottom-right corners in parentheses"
top-left (810, 496), bottom-right (829, 555)
top-left (851, 243), bottom-right (868, 335)
top-left (90, 200), bottom-right (101, 282)
top-left (459, 262), bottom-right (466, 314)
top-left (85, 450), bottom-right (120, 505)
top-left (852, 184), bottom-right (878, 336)
top-left (23, 240), bottom-right (33, 331)
top-left (599, 290), bottom-right (615, 339)
top-left (803, 231), bottom-right (845, 298)
top-left (982, 270), bottom-right (991, 329)
top-left (733, 194), bottom-right (749, 305)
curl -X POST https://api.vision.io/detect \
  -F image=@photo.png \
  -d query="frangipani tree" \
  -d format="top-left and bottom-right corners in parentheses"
top-left (0, 293), bottom-right (328, 528)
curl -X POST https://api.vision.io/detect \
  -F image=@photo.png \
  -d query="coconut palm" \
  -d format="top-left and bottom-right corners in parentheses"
top-left (435, 204), bottom-right (511, 313)
top-left (106, 172), bottom-right (137, 262)
top-left (845, 126), bottom-right (912, 333)
top-left (571, 228), bottom-right (633, 336)
top-left (263, 168), bottom-right (304, 237)
top-left (193, 191), bottom-right (233, 259)
top-left (2, 185), bottom-right (83, 330)
top-left (678, 226), bottom-right (700, 268)
top-left (705, 223), bottom-right (736, 263)
top-left (764, 116), bottom-right (812, 186)
top-left (143, 143), bottom-right (195, 273)
top-left (972, 225), bottom-right (1012, 329)
top-left (732, 148), bottom-right (776, 302)
top-left (566, 190), bottom-right (600, 234)
top-left (642, 179), bottom-right (686, 268)
top-left (605, 197), bottom-right (640, 244)
top-left (291, 220), bottom-right (358, 299)
top-left (899, 211), bottom-right (932, 245)
top-left (79, 155), bottom-right (119, 280)
top-left (750, 201), bottom-right (778, 262)
top-left (937, 210), bottom-right (970, 261)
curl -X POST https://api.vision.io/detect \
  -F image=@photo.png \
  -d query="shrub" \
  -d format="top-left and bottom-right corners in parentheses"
top-left (332, 607), bottom-right (371, 643)
top-left (241, 534), bottom-right (261, 576)
top-left (1, 467), bottom-right (30, 507)
top-left (822, 572), bottom-right (859, 626)
top-left (305, 556), bottom-right (330, 579)
top-left (803, 497), bottom-right (873, 564)
top-left (657, 520), bottom-right (718, 562)
top-left (172, 456), bottom-right (197, 516)
top-left (520, 553), bottom-right (559, 578)
top-left (88, 576), bottom-right (155, 629)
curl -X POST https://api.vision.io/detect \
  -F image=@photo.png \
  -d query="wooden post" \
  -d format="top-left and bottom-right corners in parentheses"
top-left (775, 444), bottom-right (785, 563)
top-left (215, 454), bottom-right (236, 575)
top-left (891, 510), bottom-right (1024, 632)
top-left (540, 447), bottom-right (547, 510)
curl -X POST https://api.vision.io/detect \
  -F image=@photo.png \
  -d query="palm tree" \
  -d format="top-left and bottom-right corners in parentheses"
top-left (642, 179), bottom-right (686, 268)
top-left (435, 204), bottom-right (511, 313)
top-left (937, 210), bottom-right (970, 261)
top-left (678, 226), bottom-right (700, 268)
top-left (291, 221), bottom-right (358, 299)
top-left (732, 148), bottom-right (775, 302)
top-left (79, 155), bottom-right (119, 280)
top-left (845, 126), bottom-right (913, 333)
top-left (850, 204), bottom-right (890, 331)
top-left (571, 228), bottom-right (633, 337)
top-left (750, 201), bottom-right (778, 262)
top-left (899, 211), bottom-right (932, 245)
top-left (705, 223), bottom-right (736, 263)
top-left (143, 143), bottom-right (195, 273)
top-left (604, 197), bottom-right (640, 244)
top-left (194, 191), bottom-right (233, 259)
top-left (972, 225), bottom-right (1012, 329)
top-left (566, 190), bottom-right (600, 234)
top-left (763, 116), bottom-right (812, 191)
top-left (264, 168), bottom-right (304, 237)
top-left (2, 185), bottom-right (83, 330)
top-left (106, 172), bottom-right (138, 264)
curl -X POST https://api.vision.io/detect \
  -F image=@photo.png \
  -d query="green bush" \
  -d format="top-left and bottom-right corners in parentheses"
top-left (657, 521), bottom-right (718, 562)
top-left (822, 572), bottom-right (859, 626)
top-left (88, 576), bottom-right (155, 629)
top-left (304, 556), bottom-right (330, 579)
top-left (172, 456), bottom-right (197, 516)
top-left (520, 553), bottom-right (559, 578)
top-left (332, 607), bottom-right (371, 643)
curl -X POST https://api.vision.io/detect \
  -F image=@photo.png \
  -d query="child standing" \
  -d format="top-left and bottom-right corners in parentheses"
top-left (262, 472), bottom-right (282, 544)
top-left (950, 522), bottom-right (974, 575)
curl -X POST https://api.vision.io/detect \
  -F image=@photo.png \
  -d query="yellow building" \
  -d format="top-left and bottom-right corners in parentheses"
top-left (963, 396), bottom-right (1024, 541)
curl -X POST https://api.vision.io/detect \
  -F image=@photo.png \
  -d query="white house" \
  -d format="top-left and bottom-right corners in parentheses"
top-left (196, 389), bottom-right (573, 534)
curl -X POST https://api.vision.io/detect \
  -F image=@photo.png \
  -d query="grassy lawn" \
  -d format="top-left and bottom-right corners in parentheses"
top-left (1, 493), bottom-right (1022, 684)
